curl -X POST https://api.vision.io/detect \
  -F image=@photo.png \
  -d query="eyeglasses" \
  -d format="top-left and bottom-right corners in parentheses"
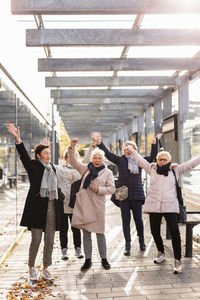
top-left (157, 158), bottom-right (168, 162)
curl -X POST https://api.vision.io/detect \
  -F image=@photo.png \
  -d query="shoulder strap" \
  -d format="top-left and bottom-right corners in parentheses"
top-left (172, 169), bottom-right (178, 184)
top-left (50, 162), bottom-right (56, 174)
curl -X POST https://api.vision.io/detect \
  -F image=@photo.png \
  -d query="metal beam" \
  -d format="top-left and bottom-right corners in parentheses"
top-left (27, 29), bottom-right (200, 47)
top-left (11, 0), bottom-right (200, 15)
top-left (59, 111), bottom-right (138, 117)
top-left (46, 76), bottom-right (175, 87)
top-left (57, 104), bottom-right (146, 111)
top-left (54, 98), bottom-right (154, 105)
top-left (51, 89), bottom-right (171, 99)
top-left (0, 91), bottom-right (15, 100)
top-left (39, 58), bottom-right (200, 72)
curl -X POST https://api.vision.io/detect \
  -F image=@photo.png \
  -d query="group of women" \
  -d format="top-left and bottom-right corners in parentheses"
top-left (7, 123), bottom-right (200, 281)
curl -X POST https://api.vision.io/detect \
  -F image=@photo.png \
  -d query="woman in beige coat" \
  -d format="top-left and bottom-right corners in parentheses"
top-left (129, 149), bottom-right (200, 275)
top-left (55, 145), bottom-right (93, 260)
top-left (68, 138), bottom-right (115, 271)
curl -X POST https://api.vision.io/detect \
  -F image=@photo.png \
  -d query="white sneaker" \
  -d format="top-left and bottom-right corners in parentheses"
top-left (41, 268), bottom-right (54, 280)
top-left (173, 259), bottom-right (182, 274)
top-left (75, 247), bottom-right (84, 259)
top-left (154, 252), bottom-right (166, 264)
top-left (61, 248), bottom-right (68, 260)
top-left (29, 267), bottom-right (38, 281)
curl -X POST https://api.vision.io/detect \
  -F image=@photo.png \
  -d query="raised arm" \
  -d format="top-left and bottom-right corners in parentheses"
top-left (176, 155), bottom-right (200, 176)
top-left (7, 124), bottom-right (33, 174)
top-left (144, 133), bottom-right (162, 163)
top-left (68, 138), bottom-right (88, 175)
top-left (91, 132), bottom-right (120, 165)
top-left (82, 144), bottom-right (94, 164)
top-left (130, 149), bottom-right (151, 175)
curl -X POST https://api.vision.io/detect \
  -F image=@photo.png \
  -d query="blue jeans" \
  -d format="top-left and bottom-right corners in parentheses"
top-left (119, 199), bottom-right (144, 246)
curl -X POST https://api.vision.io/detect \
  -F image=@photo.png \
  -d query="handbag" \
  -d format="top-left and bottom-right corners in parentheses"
top-left (172, 169), bottom-right (187, 224)
top-left (69, 169), bottom-right (88, 208)
top-left (115, 185), bottom-right (128, 201)
top-left (114, 171), bottom-right (131, 201)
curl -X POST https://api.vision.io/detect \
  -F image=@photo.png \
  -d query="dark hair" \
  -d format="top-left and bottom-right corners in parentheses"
top-left (34, 144), bottom-right (50, 159)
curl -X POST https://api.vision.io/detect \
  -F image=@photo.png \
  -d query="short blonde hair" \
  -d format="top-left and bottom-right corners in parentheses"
top-left (63, 149), bottom-right (80, 160)
top-left (124, 140), bottom-right (138, 151)
top-left (91, 148), bottom-right (105, 160)
top-left (156, 151), bottom-right (171, 161)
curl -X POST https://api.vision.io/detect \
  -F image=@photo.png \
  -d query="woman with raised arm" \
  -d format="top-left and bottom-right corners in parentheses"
top-left (129, 148), bottom-right (200, 274)
top-left (68, 138), bottom-right (115, 271)
top-left (7, 124), bottom-right (64, 282)
top-left (54, 144), bottom-right (95, 261)
top-left (91, 132), bottom-right (161, 256)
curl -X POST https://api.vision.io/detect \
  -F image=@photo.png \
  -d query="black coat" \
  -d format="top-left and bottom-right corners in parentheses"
top-left (16, 142), bottom-right (64, 231)
top-left (98, 142), bottom-right (157, 203)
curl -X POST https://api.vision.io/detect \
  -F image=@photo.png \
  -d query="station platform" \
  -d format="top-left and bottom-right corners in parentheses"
top-left (1, 184), bottom-right (200, 299)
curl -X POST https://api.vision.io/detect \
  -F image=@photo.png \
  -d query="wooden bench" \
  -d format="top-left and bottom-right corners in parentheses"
top-left (7, 176), bottom-right (17, 188)
top-left (166, 211), bottom-right (200, 257)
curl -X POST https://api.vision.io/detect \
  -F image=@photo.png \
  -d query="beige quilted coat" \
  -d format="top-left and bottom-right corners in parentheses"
top-left (132, 150), bottom-right (200, 214)
top-left (68, 146), bottom-right (115, 233)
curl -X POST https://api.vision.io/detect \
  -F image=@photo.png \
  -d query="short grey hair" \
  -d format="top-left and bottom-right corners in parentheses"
top-left (91, 148), bottom-right (105, 160)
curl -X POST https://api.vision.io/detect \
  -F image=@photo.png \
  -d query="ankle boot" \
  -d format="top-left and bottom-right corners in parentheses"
top-left (101, 258), bottom-right (111, 270)
top-left (81, 259), bottom-right (92, 271)
top-left (124, 242), bottom-right (131, 256)
top-left (139, 237), bottom-right (146, 251)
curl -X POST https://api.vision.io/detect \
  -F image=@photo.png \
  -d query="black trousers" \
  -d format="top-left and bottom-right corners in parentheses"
top-left (59, 213), bottom-right (81, 249)
top-left (149, 213), bottom-right (181, 260)
top-left (119, 199), bottom-right (144, 246)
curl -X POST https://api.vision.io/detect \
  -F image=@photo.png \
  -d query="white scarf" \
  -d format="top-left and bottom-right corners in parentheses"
top-left (38, 159), bottom-right (58, 200)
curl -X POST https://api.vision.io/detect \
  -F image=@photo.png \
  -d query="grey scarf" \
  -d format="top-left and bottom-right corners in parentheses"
top-left (38, 159), bottom-right (58, 200)
top-left (126, 156), bottom-right (139, 174)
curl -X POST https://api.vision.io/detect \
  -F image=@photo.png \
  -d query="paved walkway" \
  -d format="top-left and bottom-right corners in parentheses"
top-left (1, 186), bottom-right (200, 299)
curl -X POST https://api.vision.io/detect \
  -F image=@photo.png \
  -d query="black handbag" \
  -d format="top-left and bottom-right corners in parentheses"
top-left (172, 169), bottom-right (187, 224)
top-left (69, 179), bottom-right (82, 208)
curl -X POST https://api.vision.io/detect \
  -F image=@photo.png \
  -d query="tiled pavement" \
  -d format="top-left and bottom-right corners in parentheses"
top-left (1, 185), bottom-right (200, 299)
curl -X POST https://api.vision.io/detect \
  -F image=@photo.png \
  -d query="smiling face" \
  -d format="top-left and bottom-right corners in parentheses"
top-left (157, 153), bottom-right (171, 167)
top-left (92, 153), bottom-right (104, 168)
top-left (37, 148), bottom-right (51, 163)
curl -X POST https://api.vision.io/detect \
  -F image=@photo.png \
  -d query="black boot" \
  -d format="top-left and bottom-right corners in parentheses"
top-left (139, 236), bottom-right (146, 251)
top-left (101, 258), bottom-right (111, 270)
top-left (124, 242), bottom-right (131, 256)
top-left (81, 258), bottom-right (92, 271)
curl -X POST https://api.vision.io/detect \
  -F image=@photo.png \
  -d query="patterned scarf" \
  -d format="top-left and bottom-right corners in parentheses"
top-left (38, 159), bottom-right (58, 199)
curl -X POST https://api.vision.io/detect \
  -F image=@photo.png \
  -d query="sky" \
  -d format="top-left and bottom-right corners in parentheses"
top-left (1, 1), bottom-right (200, 126)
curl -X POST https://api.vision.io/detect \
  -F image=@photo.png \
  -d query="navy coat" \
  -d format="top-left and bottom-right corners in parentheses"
top-left (16, 142), bottom-right (64, 231)
top-left (98, 142), bottom-right (157, 203)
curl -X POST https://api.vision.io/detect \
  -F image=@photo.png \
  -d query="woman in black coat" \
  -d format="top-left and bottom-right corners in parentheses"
top-left (8, 124), bottom-right (64, 282)
top-left (91, 132), bottom-right (160, 256)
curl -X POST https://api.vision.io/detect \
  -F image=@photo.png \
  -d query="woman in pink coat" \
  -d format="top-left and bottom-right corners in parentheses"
top-left (68, 138), bottom-right (115, 271)
top-left (129, 149), bottom-right (200, 275)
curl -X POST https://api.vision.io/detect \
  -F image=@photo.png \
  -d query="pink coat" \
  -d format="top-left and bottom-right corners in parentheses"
top-left (132, 151), bottom-right (200, 213)
top-left (68, 146), bottom-right (115, 233)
